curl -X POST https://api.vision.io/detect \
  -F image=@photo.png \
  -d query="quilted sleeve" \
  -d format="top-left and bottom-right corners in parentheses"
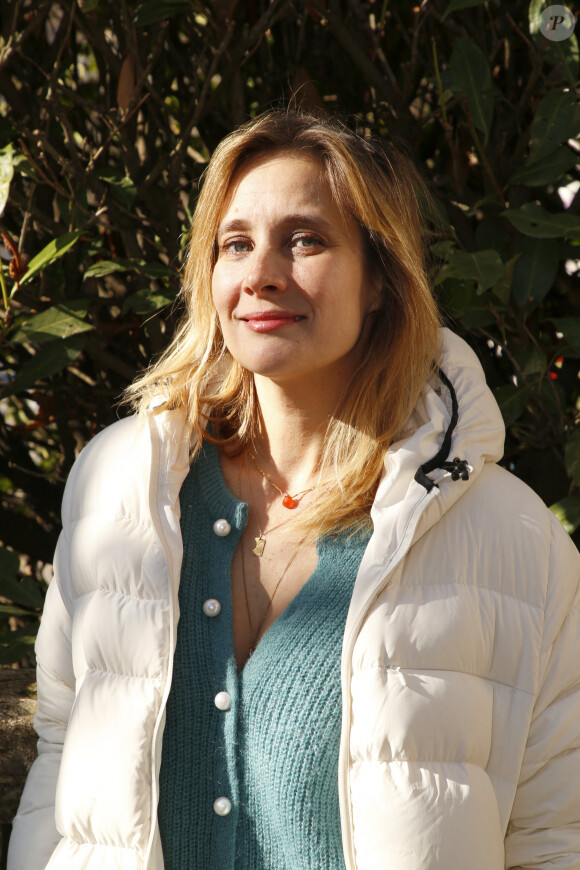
top-left (505, 516), bottom-right (580, 869)
top-left (7, 532), bottom-right (75, 870)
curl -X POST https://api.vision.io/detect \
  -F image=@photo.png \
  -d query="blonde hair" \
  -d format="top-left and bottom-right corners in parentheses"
top-left (126, 109), bottom-right (440, 538)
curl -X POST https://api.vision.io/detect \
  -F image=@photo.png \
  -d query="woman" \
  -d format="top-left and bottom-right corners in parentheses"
top-left (9, 110), bottom-right (580, 870)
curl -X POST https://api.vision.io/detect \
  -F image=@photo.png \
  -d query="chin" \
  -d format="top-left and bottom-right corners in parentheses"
top-left (232, 352), bottom-right (300, 380)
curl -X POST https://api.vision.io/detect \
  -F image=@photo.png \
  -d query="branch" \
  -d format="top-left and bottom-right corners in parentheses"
top-left (0, 0), bottom-right (53, 70)
top-left (315, 0), bottom-right (411, 129)
top-left (167, 18), bottom-right (236, 188)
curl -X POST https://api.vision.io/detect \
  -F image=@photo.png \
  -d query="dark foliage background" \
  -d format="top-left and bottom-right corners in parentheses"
top-left (0, 0), bottom-right (579, 664)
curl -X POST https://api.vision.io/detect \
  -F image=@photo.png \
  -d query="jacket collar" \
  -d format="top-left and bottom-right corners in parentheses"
top-left (344, 327), bottom-right (505, 654)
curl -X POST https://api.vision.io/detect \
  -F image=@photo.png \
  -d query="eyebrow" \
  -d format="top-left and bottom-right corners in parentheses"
top-left (216, 213), bottom-right (337, 238)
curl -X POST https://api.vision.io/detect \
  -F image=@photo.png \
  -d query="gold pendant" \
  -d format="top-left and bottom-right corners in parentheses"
top-left (252, 536), bottom-right (266, 557)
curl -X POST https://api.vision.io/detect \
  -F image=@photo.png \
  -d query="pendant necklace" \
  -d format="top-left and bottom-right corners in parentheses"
top-left (245, 453), bottom-right (291, 557)
top-left (237, 462), bottom-right (307, 658)
top-left (241, 533), bottom-right (307, 658)
top-left (249, 450), bottom-right (313, 509)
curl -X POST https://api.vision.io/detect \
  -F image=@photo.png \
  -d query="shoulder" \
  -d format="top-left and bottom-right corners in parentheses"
top-left (60, 415), bottom-right (147, 526)
top-left (60, 409), bottom-right (189, 531)
top-left (438, 463), bottom-right (579, 611)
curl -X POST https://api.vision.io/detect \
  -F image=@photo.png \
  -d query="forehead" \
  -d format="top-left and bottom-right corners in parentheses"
top-left (218, 149), bottom-right (348, 229)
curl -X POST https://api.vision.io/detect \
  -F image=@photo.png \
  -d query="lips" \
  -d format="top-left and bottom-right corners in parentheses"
top-left (239, 311), bottom-right (306, 333)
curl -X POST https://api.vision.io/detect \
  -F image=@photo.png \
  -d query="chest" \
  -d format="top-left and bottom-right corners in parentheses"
top-left (230, 527), bottom-right (319, 669)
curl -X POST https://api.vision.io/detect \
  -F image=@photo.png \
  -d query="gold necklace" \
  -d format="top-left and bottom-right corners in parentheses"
top-left (237, 462), bottom-right (307, 658)
top-left (241, 527), bottom-right (307, 658)
top-left (245, 453), bottom-right (291, 557)
top-left (249, 451), bottom-right (313, 509)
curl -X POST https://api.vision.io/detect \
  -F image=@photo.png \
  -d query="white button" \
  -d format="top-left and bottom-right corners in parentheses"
top-left (213, 796), bottom-right (232, 816)
top-left (202, 598), bottom-right (221, 617)
top-left (214, 691), bottom-right (231, 711)
top-left (213, 518), bottom-right (231, 536)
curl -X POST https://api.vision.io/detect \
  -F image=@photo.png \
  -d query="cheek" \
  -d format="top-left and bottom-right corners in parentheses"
top-left (211, 270), bottom-right (232, 319)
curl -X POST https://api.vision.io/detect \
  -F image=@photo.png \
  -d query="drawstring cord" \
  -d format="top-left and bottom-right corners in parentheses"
top-left (414, 369), bottom-right (471, 493)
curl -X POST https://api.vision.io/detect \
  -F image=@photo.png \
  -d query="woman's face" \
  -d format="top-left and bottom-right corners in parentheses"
top-left (211, 150), bottom-right (380, 393)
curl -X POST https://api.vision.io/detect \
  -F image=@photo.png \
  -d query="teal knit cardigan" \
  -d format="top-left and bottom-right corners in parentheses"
top-left (158, 443), bottom-right (370, 869)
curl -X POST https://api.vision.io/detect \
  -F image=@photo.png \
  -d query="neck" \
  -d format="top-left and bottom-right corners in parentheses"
top-left (251, 374), bottom-right (340, 493)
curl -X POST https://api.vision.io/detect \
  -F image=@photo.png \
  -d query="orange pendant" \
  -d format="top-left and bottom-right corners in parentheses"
top-left (282, 494), bottom-right (299, 509)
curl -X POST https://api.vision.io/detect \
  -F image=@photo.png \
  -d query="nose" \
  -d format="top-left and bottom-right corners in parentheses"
top-left (241, 245), bottom-right (288, 295)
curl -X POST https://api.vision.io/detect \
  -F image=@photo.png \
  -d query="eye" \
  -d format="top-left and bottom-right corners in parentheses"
top-left (292, 234), bottom-right (324, 250)
top-left (220, 238), bottom-right (252, 255)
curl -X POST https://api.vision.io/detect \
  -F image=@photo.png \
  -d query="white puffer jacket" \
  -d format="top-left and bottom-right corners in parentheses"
top-left (8, 330), bottom-right (580, 870)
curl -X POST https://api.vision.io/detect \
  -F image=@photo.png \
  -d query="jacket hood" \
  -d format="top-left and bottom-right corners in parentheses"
top-left (344, 328), bottom-right (505, 642)
top-left (372, 327), bottom-right (505, 523)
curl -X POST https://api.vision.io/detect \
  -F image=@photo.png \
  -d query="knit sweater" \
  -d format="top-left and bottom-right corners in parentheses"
top-left (157, 442), bottom-right (370, 869)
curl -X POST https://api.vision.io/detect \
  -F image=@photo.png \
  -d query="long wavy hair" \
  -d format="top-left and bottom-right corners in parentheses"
top-left (125, 109), bottom-right (441, 537)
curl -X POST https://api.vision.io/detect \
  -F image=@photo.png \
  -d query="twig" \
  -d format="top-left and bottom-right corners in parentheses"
top-left (26, 131), bottom-right (73, 194)
top-left (0, 0), bottom-right (53, 70)
top-left (0, 258), bottom-right (9, 312)
top-left (347, 0), bottom-right (400, 94)
top-left (316, 0), bottom-right (401, 107)
top-left (167, 19), bottom-right (236, 188)
top-left (83, 336), bottom-right (137, 382)
top-left (505, 12), bottom-right (535, 50)
top-left (85, 94), bottom-right (150, 173)
top-left (462, 95), bottom-right (505, 205)
top-left (431, 37), bottom-right (448, 125)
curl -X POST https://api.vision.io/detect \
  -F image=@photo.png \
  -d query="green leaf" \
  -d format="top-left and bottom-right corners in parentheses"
top-left (456, 249), bottom-right (504, 294)
top-left (122, 289), bottom-right (176, 314)
top-left (529, 0), bottom-right (544, 37)
top-left (491, 254), bottom-right (520, 304)
top-left (437, 277), bottom-right (474, 319)
top-left (503, 203), bottom-right (580, 239)
top-left (0, 623), bottom-right (39, 664)
top-left (513, 346), bottom-right (548, 376)
top-left (20, 231), bottom-right (84, 286)
top-left (11, 300), bottom-right (93, 344)
top-left (447, 37), bottom-right (494, 135)
top-left (442, 0), bottom-right (488, 19)
top-left (551, 496), bottom-right (580, 534)
top-left (0, 540), bottom-right (45, 613)
top-left (97, 169), bottom-right (137, 208)
top-left (494, 384), bottom-right (531, 423)
top-left (0, 143), bottom-right (14, 218)
top-left (529, 91), bottom-right (578, 162)
top-left (0, 603), bottom-right (36, 617)
top-left (565, 427), bottom-right (580, 485)
top-left (550, 316), bottom-right (580, 357)
top-left (460, 295), bottom-right (495, 328)
top-left (510, 145), bottom-right (578, 187)
top-left (1, 335), bottom-right (85, 398)
top-left (132, 0), bottom-right (193, 25)
top-left (435, 248), bottom-right (504, 293)
top-left (0, 575), bottom-right (44, 610)
top-left (84, 261), bottom-right (130, 279)
top-left (84, 258), bottom-right (171, 280)
top-left (511, 237), bottom-right (559, 307)
top-left (430, 240), bottom-right (455, 260)
top-left (530, 2), bottom-right (580, 84)
top-left (0, 546), bottom-right (19, 583)
top-left (545, 33), bottom-right (579, 86)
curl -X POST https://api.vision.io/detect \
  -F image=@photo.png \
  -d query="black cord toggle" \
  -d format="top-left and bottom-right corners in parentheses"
top-left (441, 457), bottom-right (470, 481)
